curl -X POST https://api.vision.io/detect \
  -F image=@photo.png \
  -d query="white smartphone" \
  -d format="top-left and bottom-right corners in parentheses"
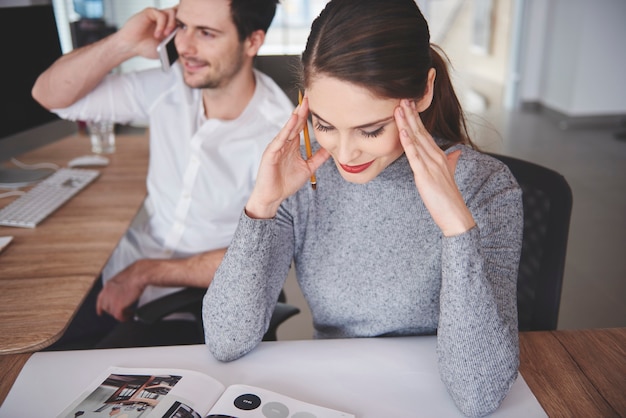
top-left (157, 28), bottom-right (179, 72)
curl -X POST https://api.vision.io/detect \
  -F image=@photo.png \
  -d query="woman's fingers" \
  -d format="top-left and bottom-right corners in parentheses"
top-left (245, 100), bottom-right (320, 218)
top-left (398, 100), bottom-right (439, 157)
top-left (308, 147), bottom-right (331, 174)
top-left (265, 116), bottom-right (301, 160)
top-left (395, 100), bottom-right (474, 235)
top-left (259, 99), bottom-right (316, 185)
top-left (261, 95), bottom-right (325, 193)
top-left (268, 101), bottom-right (309, 151)
top-left (397, 100), bottom-right (453, 173)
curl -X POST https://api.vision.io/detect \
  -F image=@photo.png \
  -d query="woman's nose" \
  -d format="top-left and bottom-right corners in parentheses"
top-left (334, 134), bottom-right (360, 163)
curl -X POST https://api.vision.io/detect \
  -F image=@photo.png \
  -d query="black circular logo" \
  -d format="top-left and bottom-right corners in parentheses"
top-left (234, 393), bottom-right (262, 410)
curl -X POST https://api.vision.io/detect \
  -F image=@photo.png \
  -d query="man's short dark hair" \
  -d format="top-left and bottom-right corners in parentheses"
top-left (230, 0), bottom-right (280, 41)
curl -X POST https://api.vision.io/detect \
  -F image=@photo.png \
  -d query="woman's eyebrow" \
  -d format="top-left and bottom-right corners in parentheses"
top-left (310, 111), bottom-right (394, 129)
top-left (354, 116), bottom-right (395, 129)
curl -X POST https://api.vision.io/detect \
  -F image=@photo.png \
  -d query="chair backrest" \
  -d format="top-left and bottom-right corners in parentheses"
top-left (254, 55), bottom-right (301, 106)
top-left (488, 153), bottom-right (573, 331)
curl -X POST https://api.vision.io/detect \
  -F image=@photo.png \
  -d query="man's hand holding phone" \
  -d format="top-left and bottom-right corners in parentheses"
top-left (112, 6), bottom-right (177, 62)
top-left (157, 27), bottom-right (179, 72)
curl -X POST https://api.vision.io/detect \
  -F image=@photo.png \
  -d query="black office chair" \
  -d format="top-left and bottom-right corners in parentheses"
top-left (489, 153), bottom-right (573, 331)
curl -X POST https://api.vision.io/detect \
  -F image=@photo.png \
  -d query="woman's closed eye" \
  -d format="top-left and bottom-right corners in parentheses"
top-left (314, 122), bottom-right (386, 139)
top-left (315, 121), bottom-right (333, 133)
top-left (361, 126), bottom-right (385, 138)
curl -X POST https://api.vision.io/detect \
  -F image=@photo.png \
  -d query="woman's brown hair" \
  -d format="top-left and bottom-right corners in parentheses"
top-left (301, 0), bottom-right (473, 149)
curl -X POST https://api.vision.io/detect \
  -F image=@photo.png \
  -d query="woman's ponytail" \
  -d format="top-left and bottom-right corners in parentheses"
top-left (420, 45), bottom-right (474, 149)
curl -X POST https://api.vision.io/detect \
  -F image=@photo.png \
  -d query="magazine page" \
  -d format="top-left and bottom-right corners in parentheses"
top-left (206, 384), bottom-right (356, 418)
top-left (55, 366), bottom-right (225, 418)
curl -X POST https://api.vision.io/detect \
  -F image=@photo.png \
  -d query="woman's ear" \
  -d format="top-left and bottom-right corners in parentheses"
top-left (415, 68), bottom-right (436, 112)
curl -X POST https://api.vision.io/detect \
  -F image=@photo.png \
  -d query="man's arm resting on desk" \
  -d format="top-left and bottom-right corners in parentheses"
top-left (96, 248), bottom-right (227, 321)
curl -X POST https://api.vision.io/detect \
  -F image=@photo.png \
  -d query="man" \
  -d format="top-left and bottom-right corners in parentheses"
top-left (32, 0), bottom-right (293, 348)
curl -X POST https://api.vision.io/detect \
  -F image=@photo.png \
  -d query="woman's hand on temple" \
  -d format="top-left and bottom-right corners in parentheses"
top-left (395, 99), bottom-right (475, 236)
top-left (245, 97), bottom-right (330, 219)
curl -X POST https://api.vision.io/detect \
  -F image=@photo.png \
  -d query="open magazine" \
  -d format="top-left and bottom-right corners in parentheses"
top-left (56, 366), bottom-right (355, 418)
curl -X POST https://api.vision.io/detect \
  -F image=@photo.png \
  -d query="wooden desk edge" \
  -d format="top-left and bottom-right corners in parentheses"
top-left (0, 328), bottom-right (70, 355)
top-left (0, 353), bottom-right (32, 407)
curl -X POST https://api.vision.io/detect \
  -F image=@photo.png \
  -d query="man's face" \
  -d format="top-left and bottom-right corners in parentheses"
top-left (174, 0), bottom-right (246, 89)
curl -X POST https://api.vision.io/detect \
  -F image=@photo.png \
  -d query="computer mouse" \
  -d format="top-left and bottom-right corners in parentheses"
top-left (68, 155), bottom-right (110, 167)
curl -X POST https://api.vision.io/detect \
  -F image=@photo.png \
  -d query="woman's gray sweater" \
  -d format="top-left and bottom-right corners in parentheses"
top-left (203, 144), bottom-right (523, 417)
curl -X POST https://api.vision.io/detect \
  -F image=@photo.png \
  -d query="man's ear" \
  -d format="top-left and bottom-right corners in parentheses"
top-left (415, 68), bottom-right (436, 112)
top-left (245, 30), bottom-right (266, 57)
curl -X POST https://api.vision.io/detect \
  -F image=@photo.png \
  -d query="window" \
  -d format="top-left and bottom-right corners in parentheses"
top-left (262, 0), bottom-right (328, 55)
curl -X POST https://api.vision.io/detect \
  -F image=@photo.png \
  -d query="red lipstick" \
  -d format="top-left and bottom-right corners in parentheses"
top-left (340, 160), bottom-right (374, 174)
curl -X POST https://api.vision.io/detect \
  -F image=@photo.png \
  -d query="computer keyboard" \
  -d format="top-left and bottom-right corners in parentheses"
top-left (0, 168), bottom-right (100, 228)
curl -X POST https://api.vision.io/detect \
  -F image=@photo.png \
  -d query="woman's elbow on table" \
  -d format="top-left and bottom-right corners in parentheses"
top-left (204, 326), bottom-right (260, 362)
top-left (450, 367), bottom-right (519, 417)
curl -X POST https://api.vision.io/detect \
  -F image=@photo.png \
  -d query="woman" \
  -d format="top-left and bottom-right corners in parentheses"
top-left (203, 0), bottom-right (523, 416)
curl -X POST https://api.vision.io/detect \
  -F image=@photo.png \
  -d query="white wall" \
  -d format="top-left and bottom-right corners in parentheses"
top-left (519, 0), bottom-right (626, 117)
top-left (568, 2), bottom-right (626, 115)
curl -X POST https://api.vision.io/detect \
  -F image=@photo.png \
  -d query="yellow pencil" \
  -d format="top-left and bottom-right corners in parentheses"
top-left (299, 90), bottom-right (317, 190)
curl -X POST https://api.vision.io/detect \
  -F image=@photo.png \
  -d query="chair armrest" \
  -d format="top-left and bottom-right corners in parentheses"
top-left (263, 302), bottom-right (301, 341)
top-left (135, 287), bottom-right (206, 324)
top-left (135, 288), bottom-right (300, 341)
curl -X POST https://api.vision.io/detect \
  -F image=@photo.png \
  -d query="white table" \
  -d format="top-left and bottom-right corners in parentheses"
top-left (0, 336), bottom-right (546, 417)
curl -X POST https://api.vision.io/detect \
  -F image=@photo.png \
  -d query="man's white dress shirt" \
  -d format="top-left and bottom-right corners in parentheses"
top-left (53, 64), bottom-right (294, 306)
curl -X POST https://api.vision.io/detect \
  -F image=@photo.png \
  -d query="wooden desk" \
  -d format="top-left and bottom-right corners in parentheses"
top-left (0, 131), bottom-right (149, 354)
top-left (1, 328), bottom-right (624, 414)
top-left (519, 328), bottom-right (625, 417)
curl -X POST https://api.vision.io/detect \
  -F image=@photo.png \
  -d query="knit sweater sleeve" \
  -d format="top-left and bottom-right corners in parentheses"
top-left (202, 210), bottom-right (294, 361)
top-left (437, 154), bottom-right (523, 417)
